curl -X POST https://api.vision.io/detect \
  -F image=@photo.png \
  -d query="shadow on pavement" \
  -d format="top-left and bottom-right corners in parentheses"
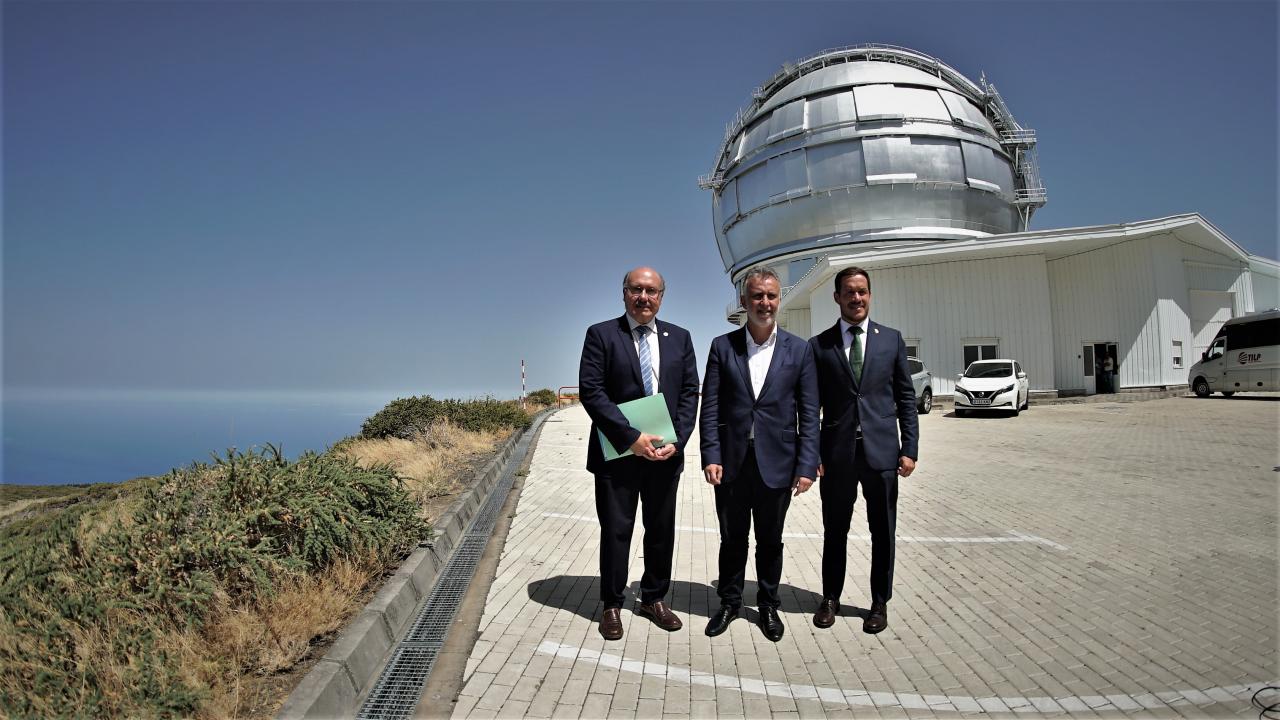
top-left (528, 575), bottom-right (839, 620)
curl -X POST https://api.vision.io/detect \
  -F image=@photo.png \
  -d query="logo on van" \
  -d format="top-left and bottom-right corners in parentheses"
top-left (1238, 352), bottom-right (1262, 364)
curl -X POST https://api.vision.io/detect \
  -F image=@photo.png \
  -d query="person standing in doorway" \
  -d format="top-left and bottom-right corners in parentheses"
top-left (699, 267), bottom-right (820, 642)
top-left (579, 267), bottom-right (700, 641)
top-left (808, 266), bottom-right (919, 634)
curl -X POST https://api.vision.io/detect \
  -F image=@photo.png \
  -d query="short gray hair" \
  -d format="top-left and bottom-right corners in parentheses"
top-left (739, 265), bottom-right (780, 299)
top-left (622, 267), bottom-right (666, 292)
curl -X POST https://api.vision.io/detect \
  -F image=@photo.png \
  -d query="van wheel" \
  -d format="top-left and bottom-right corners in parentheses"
top-left (1221, 391), bottom-right (1235, 398)
top-left (1192, 377), bottom-right (1211, 398)
top-left (918, 389), bottom-right (933, 415)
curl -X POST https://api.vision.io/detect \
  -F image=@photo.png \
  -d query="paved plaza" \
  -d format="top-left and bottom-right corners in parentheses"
top-left (449, 397), bottom-right (1278, 718)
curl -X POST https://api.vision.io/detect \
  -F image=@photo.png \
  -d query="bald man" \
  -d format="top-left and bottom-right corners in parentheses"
top-left (579, 267), bottom-right (700, 640)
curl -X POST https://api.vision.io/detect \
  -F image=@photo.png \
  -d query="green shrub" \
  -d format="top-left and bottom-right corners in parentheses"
top-left (361, 395), bottom-right (529, 439)
top-left (0, 444), bottom-right (429, 718)
top-left (526, 388), bottom-right (557, 406)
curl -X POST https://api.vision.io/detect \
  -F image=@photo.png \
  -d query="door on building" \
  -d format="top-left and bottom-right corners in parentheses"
top-left (1095, 342), bottom-right (1118, 393)
top-left (1082, 345), bottom-right (1096, 395)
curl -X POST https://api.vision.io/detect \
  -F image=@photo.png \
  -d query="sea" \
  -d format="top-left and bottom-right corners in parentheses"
top-left (1, 388), bottom-right (423, 486)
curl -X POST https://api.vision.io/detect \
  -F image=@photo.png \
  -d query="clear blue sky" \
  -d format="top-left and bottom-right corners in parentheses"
top-left (5, 1), bottom-right (1277, 399)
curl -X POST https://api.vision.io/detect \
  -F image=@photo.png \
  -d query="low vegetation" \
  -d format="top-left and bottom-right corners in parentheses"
top-left (0, 395), bottom-right (533, 718)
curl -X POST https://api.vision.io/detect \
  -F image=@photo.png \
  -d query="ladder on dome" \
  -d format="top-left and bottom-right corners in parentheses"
top-left (980, 73), bottom-right (1047, 231)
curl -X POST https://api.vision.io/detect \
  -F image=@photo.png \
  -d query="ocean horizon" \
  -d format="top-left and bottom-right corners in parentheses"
top-left (2, 386), bottom-right (517, 486)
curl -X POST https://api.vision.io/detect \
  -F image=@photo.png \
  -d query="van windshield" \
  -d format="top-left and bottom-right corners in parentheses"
top-left (964, 362), bottom-right (1012, 378)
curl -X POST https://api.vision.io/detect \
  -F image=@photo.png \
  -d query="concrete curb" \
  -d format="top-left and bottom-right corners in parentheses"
top-left (276, 420), bottom-right (532, 720)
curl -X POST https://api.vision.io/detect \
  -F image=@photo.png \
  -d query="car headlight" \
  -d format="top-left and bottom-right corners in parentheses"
top-left (997, 383), bottom-right (1015, 395)
top-left (955, 386), bottom-right (972, 399)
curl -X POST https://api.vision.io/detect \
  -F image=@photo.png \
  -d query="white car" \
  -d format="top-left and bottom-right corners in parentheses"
top-left (953, 359), bottom-right (1030, 416)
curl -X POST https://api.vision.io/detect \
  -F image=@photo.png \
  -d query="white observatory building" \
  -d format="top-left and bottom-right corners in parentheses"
top-left (701, 44), bottom-right (1279, 397)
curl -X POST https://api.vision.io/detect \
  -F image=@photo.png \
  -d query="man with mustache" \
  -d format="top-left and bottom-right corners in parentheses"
top-left (579, 266), bottom-right (700, 640)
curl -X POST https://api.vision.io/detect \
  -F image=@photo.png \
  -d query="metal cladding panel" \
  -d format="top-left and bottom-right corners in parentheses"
top-left (771, 149), bottom-right (809, 199)
top-left (962, 142), bottom-right (1015, 194)
top-left (939, 89), bottom-right (996, 134)
top-left (756, 61), bottom-right (958, 116)
top-left (854, 85), bottom-right (906, 121)
top-left (1048, 239), bottom-right (1163, 391)
top-left (767, 100), bottom-right (806, 141)
top-left (808, 140), bottom-right (866, 190)
top-left (806, 91), bottom-right (856, 131)
top-left (1151, 234), bottom-right (1192, 386)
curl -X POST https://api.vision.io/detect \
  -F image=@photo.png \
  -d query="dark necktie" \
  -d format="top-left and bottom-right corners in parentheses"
top-left (849, 326), bottom-right (863, 383)
top-left (636, 326), bottom-right (654, 395)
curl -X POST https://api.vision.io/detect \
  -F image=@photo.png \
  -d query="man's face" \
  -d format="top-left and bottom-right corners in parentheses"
top-left (834, 272), bottom-right (871, 325)
top-left (623, 268), bottom-right (664, 325)
top-left (742, 275), bottom-right (780, 331)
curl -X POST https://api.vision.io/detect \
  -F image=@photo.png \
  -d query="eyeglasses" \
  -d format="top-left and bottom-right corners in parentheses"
top-left (625, 286), bottom-right (664, 298)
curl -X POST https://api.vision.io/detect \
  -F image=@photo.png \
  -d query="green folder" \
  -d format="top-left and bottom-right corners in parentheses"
top-left (599, 392), bottom-right (677, 461)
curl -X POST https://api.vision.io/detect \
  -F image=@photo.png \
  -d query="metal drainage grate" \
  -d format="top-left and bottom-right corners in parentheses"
top-left (356, 414), bottom-right (545, 719)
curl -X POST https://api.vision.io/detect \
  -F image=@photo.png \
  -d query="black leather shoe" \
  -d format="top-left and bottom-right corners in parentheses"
top-left (704, 605), bottom-right (739, 637)
top-left (599, 607), bottom-right (623, 640)
top-left (758, 606), bottom-right (784, 642)
top-left (813, 598), bottom-right (839, 628)
top-left (863, 601), bottom-right (888, 634)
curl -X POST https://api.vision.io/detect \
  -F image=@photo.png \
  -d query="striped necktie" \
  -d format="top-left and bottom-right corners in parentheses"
top-left (636, 326), bottom-right (654, 395)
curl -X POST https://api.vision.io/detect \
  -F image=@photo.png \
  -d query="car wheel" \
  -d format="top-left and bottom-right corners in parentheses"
top-left (955, 408), bottom-right (967, 418)
top-left (1222, 391), bottom-right (1235, 398)
top-left (1192, 377), bottom-right (1211, 398)
top-left (918, 388), bottom-right (932, 415)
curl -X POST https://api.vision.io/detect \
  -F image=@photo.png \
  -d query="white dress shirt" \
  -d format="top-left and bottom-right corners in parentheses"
top-left (838, 316), bottom-right (869, 365)
top-left (626, 315), bottom-right (660, 393)
top-left (745, 324), bottom-right (777, 439)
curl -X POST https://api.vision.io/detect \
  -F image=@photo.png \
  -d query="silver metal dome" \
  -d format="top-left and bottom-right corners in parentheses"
top-left (701, 44), bottom-right (1046, 284)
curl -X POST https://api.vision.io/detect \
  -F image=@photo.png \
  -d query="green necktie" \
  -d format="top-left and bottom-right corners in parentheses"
top-left (849, 326), bottom-right (863, 383)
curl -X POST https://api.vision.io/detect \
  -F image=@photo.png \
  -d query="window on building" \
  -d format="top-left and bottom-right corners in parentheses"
top-left (1172, 341), bottom-right (1183, 369)
top-left (963, 340), bottom-right (999, 368)
top-left (905, 340), bottom-right (920, 359)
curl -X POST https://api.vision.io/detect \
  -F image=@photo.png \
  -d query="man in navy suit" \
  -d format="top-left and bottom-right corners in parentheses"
top-left (809, 266), bottom-right (919, 634)
top-left (700, 267), bottom-right (819, 642)
top-left (579, 266), bottom-right (700, 641)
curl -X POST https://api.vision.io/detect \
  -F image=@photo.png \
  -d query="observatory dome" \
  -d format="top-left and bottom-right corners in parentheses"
top-left (701, 44), bottom-right (1046, 283)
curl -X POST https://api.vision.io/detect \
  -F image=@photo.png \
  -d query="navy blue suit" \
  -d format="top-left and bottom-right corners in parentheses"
top-left (579, 315), bottom-right (699, 608)
top-left (810, 319), bottom-right (919, 605)
top-left (700, 327), bottom-right (819, 608)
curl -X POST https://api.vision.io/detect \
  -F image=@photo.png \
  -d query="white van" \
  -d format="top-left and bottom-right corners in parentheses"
top-left (1189, 308), bottom-right (1280, 397)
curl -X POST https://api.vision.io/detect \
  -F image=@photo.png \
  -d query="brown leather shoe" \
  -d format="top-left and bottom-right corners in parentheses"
top-left (863, 601), bottom-right (888, 634)
top-left (636, 600), bottom-right (682, 631)
top-left (599, 607), bottom-right (623, 640)
top-left (813, 598), bottom-right (839, 628)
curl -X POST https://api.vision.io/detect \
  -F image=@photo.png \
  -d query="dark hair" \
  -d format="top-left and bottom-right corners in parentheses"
top-left (833, 266), bottom-right (871, 293)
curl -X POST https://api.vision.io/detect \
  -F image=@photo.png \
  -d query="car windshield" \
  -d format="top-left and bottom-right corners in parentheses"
top-left (964, 362), bottom-right (1012, 378)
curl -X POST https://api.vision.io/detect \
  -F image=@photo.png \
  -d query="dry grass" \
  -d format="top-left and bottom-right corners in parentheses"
top-left (339, 419), bottom-right (505, 513)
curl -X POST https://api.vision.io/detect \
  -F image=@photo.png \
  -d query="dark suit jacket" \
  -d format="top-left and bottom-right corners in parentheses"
top-left (809, 320), bottom-right (919, 473)
top-left (579, 316), bottom-right (700, 476)
top-left (699, 327), bottom-right (820, 489)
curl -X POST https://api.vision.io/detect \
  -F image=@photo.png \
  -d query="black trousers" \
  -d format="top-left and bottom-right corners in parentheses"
top-left (820, 440), bottom-right (898, 605)
top-left (713, 449), bottom-right (792, 609)
top-left (594, 462), bottom-right (679, 609)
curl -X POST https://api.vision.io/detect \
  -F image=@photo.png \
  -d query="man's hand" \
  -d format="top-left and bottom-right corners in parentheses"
top-left (704, 464), bottom-right (723, 485)
top-left (791, 476), bottom-right (813, 496)
top-left (630, 433), bottom-right (674, 461)
top-left (897, 456), bottom-right (916, 478)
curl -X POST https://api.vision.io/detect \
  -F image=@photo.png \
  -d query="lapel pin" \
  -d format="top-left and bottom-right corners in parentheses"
top-left (874, 328), bottom-right (880, 334)
top-left (662, 331), bottom-right (668, 337)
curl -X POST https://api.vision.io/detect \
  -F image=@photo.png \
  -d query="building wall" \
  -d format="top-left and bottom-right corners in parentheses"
top-left (807, 254), bottom-right (1055, 394)
top-left (1151, 234), bottom-right (1192, 386)
top-left (1251, 260), bottom-right (1280, 311)
top-left (1047, 237), bottom-right (1163, 391)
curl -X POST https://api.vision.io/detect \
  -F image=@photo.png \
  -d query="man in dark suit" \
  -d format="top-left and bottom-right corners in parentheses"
top-left (700, 267), bottom-right (819, 642)
top-left (579, 266), bottom-right (700, 641)
top-left (809, 266), bottom-right (919, 634)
